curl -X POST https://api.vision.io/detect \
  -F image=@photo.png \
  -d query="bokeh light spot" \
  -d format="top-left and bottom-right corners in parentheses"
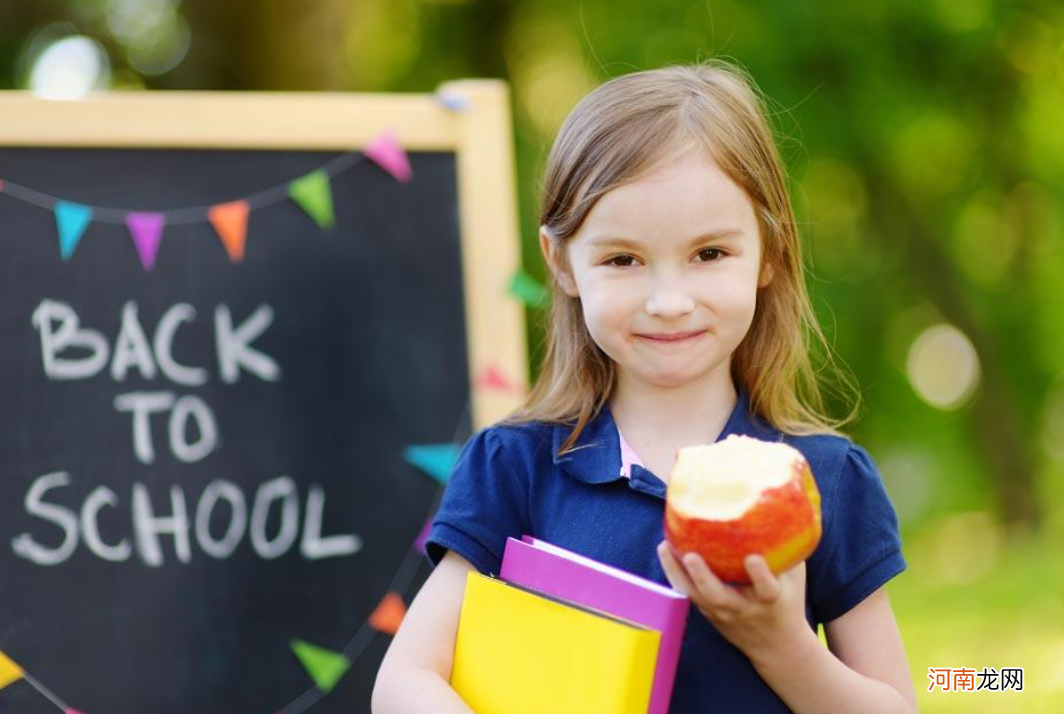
top-left (907, 324), bottom-right (981, 410)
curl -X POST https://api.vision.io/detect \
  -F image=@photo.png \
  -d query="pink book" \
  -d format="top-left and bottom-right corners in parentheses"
top-left (500, 535), bottom-right (690, 714)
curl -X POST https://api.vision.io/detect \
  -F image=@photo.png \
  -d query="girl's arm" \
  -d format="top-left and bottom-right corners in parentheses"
top-left (749, 587), bottom-right (918, 714)
top-left (658, 544), bottom-right (917, 714)
top-left (371, 550), bottom-right (477, 714)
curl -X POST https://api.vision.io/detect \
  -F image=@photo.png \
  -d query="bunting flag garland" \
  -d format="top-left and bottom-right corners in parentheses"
top-left (208, 200), bottom-right (250, 262)
top-left (290, 640), bottom-right (352, 694)
top-left (363, 131), bottom-right (412, 183)
top-left (0, 649), bottom-right (22, 691)
top-left (368, 592), bottom-right (407, 635)
top-left (54, 201), bottom-right (93, 260)
top-left (403, 443), bottom-right (462, 485)
top-left (0, 129), bottom-right (419, 271)
top-left (126, 212), bottom-right (165, 272)
top-left (288, 169), bottom-right (336, 230)
top-left (508, 269), bottom-right (550, 308)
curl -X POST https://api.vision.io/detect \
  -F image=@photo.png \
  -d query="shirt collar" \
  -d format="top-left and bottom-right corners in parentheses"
top-left (551, 382), bottom-right (780, 485)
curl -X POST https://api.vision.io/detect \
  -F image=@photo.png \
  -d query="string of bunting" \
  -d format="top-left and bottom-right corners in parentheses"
top-left (0, 94), bottom-right (552, 710)
top-left (0, 147), bottom-right (554, 307)
top-left (0, 130), bottom-right (415, 270)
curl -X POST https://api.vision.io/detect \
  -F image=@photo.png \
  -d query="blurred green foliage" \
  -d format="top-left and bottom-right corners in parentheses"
top-left (2, 1), bottom-right (1064, 709)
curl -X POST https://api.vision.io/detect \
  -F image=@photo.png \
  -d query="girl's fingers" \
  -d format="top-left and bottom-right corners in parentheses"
top-left (681, 552), bottom-right (746, 612)
top-left (656, 541), bottom-right (695, 596)
top-left (745, 554), bottom-right (782, 603)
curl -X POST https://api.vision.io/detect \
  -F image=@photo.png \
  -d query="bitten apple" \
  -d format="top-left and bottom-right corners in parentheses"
top-left (663, 434), bottom-right (822, 585)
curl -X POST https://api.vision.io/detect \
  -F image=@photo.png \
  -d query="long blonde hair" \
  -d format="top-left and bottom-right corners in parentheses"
top-left (500, 60), bottom-right (860, 454)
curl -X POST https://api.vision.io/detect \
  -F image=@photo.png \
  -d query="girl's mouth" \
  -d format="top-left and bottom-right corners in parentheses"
top-left (637, 330), bottom-right (706, 343)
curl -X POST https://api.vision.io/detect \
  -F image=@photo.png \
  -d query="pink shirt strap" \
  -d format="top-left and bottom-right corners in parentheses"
top-left (617, 424), bottom-right (644, 479)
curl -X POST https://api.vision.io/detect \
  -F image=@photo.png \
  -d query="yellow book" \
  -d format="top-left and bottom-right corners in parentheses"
top-left (451, 571), bottom-right (661, 714)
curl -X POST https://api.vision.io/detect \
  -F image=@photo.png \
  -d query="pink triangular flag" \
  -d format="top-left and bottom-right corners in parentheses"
top-left (364, 131), bottom-right (412, 183)
top-left (65, 709), bottom-right (88, 714)
top-left (475, 363), bottom-right (516, 393)
top-left (126, 212), bottom-right (165, 272)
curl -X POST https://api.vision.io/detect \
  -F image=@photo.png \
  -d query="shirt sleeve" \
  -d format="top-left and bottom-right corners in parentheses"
top-left (808, 442), bottom-right (907, 624)
top-left (424, 426), bottom-right (530, 576)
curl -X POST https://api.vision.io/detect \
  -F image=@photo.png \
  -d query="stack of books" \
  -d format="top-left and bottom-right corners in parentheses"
top-left (449, 535), bottom-right (690, 714)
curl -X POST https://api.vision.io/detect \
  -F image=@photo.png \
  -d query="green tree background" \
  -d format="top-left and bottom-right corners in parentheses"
top-left (2, 1), bottom-right (1063, 711)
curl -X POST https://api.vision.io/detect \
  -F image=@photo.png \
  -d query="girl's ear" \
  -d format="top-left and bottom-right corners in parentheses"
top-left (758, 260), bottom-right (775, 289)
top-left (539, 226), bottom-right (579, 298)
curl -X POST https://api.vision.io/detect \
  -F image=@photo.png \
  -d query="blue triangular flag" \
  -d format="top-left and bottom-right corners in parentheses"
top-left (403, 443), bottom-right (461, 485)
top-left (54, 201), bottom-right (93, 260)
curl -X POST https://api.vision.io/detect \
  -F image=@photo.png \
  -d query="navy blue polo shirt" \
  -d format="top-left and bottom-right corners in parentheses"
top-left (425, 384), bottom-right (907, 714)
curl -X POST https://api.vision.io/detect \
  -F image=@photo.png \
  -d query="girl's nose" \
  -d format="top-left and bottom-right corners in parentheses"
top-left (645, 284), bottom-right (696, 317)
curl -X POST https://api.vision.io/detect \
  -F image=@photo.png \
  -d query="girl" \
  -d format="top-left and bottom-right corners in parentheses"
top-left (373, 60), bottom-right (917, 714)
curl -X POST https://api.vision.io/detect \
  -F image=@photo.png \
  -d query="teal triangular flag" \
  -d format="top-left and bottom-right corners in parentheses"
top-left (290, 639), bottom-right (351, 693)
top-left (507, 269), bottom-right (550, 308)
top-left (288, 169), bottom-right (335, 230)
top-left (54, 201), bottom-right (93, 260)
top-left (404, 443), bottom-right (461, 485)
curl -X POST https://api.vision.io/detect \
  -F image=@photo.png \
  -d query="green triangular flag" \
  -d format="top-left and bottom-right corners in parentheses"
top-left (288, 169), bottom-right (335, 230)
top-left (290, 639), bottom-right (351, 693)
top-left (507, 269), bottom-right (549, 308)
top-left (404, 443), bottom-right (462, 485)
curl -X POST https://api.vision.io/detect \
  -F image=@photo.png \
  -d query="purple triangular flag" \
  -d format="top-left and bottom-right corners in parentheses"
top-left (126, 212), bottom-right (165, 272)
top-left (414, 515), bottom-right (434, 556)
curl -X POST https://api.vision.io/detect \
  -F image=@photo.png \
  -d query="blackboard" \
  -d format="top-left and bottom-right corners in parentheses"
top-left (0, 85), bottom-right (527, 714)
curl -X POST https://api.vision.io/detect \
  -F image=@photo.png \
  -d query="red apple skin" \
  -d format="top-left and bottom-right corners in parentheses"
top-left (663, 458), bottom-right (822, 585)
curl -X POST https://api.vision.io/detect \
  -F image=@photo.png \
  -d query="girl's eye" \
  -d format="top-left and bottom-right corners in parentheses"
top-left (604, 249), bottom-right (725, 267)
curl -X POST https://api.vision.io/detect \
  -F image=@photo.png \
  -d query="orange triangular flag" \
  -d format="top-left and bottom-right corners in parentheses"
top-left (368, 592), bottom-right (406, 635)
top-left (0, 179), bottom-right (5, 193)
top-left (208, 200), bottom-right (250, 262)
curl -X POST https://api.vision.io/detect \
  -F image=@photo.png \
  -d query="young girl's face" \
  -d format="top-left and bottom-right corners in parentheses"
top-left (542, 148), bottom-right (773, 391)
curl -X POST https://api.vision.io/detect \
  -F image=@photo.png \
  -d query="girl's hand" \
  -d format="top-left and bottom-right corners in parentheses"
top-left (656, 540), bottom-right (810, 664)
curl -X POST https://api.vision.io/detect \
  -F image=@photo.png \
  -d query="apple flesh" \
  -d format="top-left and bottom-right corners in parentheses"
top-left (663, 434), bottom-right (822, 585)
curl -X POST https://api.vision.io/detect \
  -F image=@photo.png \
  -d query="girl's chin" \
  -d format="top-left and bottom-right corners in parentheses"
top-left (627, 367), bottom-right (706, 389)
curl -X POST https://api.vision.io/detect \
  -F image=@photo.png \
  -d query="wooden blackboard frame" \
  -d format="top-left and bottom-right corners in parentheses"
top-left (0, 79), bottom-right (528, 430)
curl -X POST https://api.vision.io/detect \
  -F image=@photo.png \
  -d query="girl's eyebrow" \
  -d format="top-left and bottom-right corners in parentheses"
top-left (586, 228), bottom-right (744, 249)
